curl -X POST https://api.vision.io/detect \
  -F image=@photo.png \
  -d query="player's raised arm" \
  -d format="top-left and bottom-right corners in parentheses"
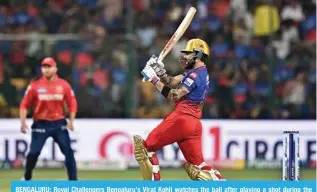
top-left (158, 75), bottom-right (195, 102)
top-left (168, 86), bottom-right (190, 102)
top-left (152, 63), bottom-right (183, 88)
top-left (145, 56), bottom-right (183, 88)
top-left (141, 67), bottom-right (190, 102)
top-left (163, 74), bottom-right (183, 88)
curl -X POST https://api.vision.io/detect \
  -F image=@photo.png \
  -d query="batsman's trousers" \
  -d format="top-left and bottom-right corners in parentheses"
top-left (145, 111), bottom-right (204, 166)
top-left (27, 119), bottom-right (77, 180)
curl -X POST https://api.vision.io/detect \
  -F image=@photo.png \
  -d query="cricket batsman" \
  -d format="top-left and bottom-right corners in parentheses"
top-left (20, 57), bottom-right (78, 180)
top-left (134, 39), bottom-right (225, 180)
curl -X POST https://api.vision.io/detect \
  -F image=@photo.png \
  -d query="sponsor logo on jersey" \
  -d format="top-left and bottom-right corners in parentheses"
top-left (38, 94), bottom-right (64, 101)
top-left (37, 88), bottom-right (47, 93)
top-left (184, 78), bottom-right (194, 87)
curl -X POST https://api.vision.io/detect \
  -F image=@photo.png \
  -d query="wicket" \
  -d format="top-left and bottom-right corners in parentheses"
top-left (283, 131), bottom-right (300, 181)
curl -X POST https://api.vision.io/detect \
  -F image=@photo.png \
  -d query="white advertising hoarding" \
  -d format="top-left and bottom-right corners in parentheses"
top-left (0, 119), bottom-right (315, 164)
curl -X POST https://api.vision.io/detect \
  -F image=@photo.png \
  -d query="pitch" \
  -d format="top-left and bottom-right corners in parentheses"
top-left (1, 169), bottom-right (315, 192)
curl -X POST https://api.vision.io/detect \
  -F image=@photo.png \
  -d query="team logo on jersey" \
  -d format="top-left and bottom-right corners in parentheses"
top-left (37, 88), bottom-right (47, 93)
top-left (56, 86), bottom-right (64, 93)
top-left (184, 78), bottom-right (194, 87)
top-left (38, 94), bottom-right (64, 101)
top-left (189, 73), bottom-right (197, 79)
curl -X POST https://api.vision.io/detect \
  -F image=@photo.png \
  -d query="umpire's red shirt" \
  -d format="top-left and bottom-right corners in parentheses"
top-left (20, 76), bottom-right (77, 121)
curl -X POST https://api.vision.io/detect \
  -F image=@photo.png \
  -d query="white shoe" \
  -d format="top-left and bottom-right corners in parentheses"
top-left (208, 169), bottom-right (225, 180)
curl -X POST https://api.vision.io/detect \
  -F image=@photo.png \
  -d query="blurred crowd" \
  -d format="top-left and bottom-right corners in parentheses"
top-left (0, 0), bottom-right (315, 119)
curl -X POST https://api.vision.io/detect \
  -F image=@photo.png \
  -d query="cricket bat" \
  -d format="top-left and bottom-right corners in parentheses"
top-left (143, 7), bottom-right (197, 82)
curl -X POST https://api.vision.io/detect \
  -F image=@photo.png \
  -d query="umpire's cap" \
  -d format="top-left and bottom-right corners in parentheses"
top-left (41, 57), bottom-right (57, 67)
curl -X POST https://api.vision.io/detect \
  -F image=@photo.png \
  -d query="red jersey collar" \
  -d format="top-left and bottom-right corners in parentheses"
top-left (41, 75), bottom-right (59, 82)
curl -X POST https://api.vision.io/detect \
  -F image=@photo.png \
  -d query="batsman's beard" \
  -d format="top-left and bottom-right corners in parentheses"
top-left (179, 53), bottom-right (196, 69)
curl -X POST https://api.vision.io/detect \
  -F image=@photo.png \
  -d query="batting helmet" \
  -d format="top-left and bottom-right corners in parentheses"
top-left (181, 39), bottom-right (210, 56)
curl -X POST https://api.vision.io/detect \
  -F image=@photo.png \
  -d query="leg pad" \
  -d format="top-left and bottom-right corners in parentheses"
top-left (184, 162), bottom-right (224, 181)
top-left (133, 135), bottom-right (160, 180)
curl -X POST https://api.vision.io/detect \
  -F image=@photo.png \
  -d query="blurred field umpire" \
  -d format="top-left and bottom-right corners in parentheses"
top-left (19, 57), bottom-right (78, 180)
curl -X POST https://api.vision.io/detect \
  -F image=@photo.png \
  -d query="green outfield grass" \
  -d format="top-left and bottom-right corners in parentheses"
top-left (0, 169), bottom-right (315, 192)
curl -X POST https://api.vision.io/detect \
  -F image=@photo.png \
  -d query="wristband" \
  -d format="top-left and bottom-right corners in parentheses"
top-left (161, 86), bottom-right (171, 98)
top-left (151, 76), bottom-right (159, 85)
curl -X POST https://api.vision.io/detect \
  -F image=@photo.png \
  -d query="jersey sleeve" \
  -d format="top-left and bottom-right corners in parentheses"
top-left (64, 82), bottom-right (77, 113)
top-left (20, 83), bottom-right (35, 110)
top-left (180, 72), bottom-right (200, 92)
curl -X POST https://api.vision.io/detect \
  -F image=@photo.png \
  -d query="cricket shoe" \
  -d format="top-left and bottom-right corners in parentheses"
top-left (202, 168), bottom-right (226, 181)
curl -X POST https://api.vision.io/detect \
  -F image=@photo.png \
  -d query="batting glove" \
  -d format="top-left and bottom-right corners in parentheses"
top-left (146, 55), bottom-right (165, 68)
top-left (141, 66), bottom-right (160, 85)
top-left (151, 63), bottom-right (167, 78)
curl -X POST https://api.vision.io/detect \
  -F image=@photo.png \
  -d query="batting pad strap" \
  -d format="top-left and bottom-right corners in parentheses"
top-left (161, 86), bottom-right (171, 98)
top-left (197, 162), bottom-right (207, 169)
top-left (152, 165), bottom-right (160, 173)
top-left (147, 152), bottom-right (155, 157)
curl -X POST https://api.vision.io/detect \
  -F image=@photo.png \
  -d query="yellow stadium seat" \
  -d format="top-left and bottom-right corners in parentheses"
top-left (0, 94), bottom-right (7, 106)
top-left (10, 107), bottom-right (20, 117)
top-left (10, 78), bottom-right (27, 90)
